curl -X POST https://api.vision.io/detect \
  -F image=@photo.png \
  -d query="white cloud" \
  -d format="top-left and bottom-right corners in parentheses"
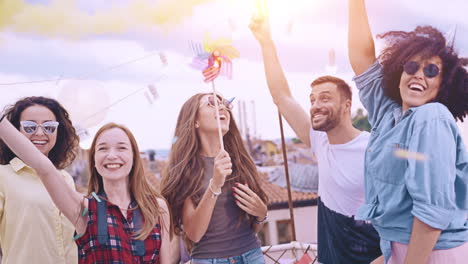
top-left (2, 0), bottom-right (468, 150)
top-left (394, 0), bottom-right (468, 27)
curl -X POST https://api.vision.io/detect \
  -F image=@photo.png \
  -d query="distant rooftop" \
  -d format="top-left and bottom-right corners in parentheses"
top-left (259, 171), bottom-right (318, 210)
top-left (268, 163), bottom-right (318, 193)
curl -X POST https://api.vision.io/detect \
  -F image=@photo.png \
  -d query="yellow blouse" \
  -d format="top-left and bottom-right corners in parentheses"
top-left (0, 158), bottom-right (78, 264)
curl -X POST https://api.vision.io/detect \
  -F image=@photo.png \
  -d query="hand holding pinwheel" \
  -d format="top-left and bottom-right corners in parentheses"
top-left (190, 33), bottom-right (239, 82)
top-left (189, 34), bottom-right (239, 150)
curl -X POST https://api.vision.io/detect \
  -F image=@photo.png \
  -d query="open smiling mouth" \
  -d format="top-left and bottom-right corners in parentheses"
top-left (312, 113), bottom-right (327, 121)
top-left (408, 83), bottom-right (425, 93)
top-left (32, 140), bottom-right (48, 146)
top-left (104, 164), bottom-right (123, 169)
top-left (219, 114), bottom-right (227, 121)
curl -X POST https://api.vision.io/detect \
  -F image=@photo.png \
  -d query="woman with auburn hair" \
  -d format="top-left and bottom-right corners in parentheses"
top-left (161, 93), bottom-right (268, 263)
top-left (0, 96), bottom-right (79, 264)
top-left (348, 1), bottom-right (468, 263)
top-left (0, 118), bottom-right (177, 264)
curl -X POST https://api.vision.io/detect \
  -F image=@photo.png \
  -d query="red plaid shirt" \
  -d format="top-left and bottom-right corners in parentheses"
top-left (76, 197), bottom-right (161, 264)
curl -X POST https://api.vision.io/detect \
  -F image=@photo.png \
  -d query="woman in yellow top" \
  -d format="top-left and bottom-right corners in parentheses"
top-left (0, 96), bottom-right (79, 264)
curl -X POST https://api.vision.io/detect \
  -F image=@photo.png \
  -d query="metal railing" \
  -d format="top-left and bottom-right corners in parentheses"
top-left (261, 242), bottom-right (318, 264)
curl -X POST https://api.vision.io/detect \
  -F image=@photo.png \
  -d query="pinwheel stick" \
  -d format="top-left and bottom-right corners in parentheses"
top-left (211, 81), bottom-right (225, 150)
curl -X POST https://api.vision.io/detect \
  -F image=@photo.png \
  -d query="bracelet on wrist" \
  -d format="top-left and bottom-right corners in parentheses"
top-left (254, 213), bottom-right (268, 224)
top-left (208, 179), bottom-right (222, 198)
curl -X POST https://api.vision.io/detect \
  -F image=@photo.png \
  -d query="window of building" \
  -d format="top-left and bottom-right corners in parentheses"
top-left (277, 220), bottom-right (292, 244)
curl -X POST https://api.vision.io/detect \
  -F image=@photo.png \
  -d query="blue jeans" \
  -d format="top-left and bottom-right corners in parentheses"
top-left (191, 248), bottom-right (265, 264)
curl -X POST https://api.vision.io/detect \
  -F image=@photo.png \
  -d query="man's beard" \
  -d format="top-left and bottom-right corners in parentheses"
top-left (311, 108), bottom-right (341, 132)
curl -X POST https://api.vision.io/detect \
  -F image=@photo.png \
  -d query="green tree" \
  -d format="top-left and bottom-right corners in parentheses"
top-left (352, 108), bottom-right (371, 132)
top-left (291, 137), bottom-right (302, 144)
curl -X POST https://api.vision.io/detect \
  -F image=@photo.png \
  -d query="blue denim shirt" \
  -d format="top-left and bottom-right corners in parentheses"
top-left (353, 62), bottom-right (468, 261)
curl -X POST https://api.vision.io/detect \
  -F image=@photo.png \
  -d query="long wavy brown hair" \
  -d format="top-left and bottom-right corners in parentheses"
top-left (87, 123), bottom-right (167, 240)
top-left (0, 96), bottom-right (78, 169)
top-left (161, 93), bottom-right (268, 238)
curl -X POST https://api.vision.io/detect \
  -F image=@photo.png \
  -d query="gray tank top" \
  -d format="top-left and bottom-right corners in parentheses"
top-left (190, 156), bottom-right (261, 258)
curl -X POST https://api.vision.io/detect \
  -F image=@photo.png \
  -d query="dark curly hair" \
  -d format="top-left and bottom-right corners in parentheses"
top-left (0, 96), bottom-right (79, 169)
top-left (377, 26), bottom-right (468, 121)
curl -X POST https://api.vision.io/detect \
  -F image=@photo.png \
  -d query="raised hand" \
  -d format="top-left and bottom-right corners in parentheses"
top-left (233, 182), bottom-right (268, 221)
top-left (348, 0), bottom-right (376, 75)
top-left (249, 13), bottom-right (272, 45)
top-left (212, 149), bottom-right (232, 190)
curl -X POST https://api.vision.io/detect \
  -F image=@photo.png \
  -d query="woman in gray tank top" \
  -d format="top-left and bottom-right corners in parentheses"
top-left (161, 93), bottom-right (268, 264)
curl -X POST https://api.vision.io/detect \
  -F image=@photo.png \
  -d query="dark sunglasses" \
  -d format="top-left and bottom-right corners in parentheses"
top-left (206, 96), bottom-right (234, 110)
top-left (20, 121), bottom-right (59, 135)
top-left (403, 61), bottom-right (441, 78)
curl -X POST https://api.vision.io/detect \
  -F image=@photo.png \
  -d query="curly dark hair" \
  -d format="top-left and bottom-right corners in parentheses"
top-left (377, 26), bottom-right (468, 121)
top-left (0, 96), bottom-right (79, 169)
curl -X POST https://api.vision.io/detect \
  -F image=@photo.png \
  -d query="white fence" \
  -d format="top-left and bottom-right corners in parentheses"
top-left (261, 242), bottom-right (318, 264)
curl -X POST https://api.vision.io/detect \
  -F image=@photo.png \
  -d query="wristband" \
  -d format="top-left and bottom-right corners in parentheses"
top-left (209, 179), bottom-right (222, 198)
top-left (254, 213), bottom-right (268, 224)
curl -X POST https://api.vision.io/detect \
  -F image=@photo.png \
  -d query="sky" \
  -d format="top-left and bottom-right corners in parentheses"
top-left (1, 0), bottom-right (468, 150)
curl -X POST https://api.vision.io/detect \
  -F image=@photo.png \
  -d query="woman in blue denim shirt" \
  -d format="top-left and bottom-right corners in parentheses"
top-left (348, 1), bottom-right (468, 263)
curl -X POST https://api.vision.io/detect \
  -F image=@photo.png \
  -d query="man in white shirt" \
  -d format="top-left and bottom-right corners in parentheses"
top-left (250, 16), bottom-right (382, 264)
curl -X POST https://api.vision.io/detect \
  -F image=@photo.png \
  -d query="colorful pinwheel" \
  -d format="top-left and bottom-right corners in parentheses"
top-left (190, 33), bottom-right (239, 82)
top-left (189, 33), bottom-right (240, 150)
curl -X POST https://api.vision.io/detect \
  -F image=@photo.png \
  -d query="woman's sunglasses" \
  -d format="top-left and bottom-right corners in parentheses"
top-left (206, 96), bottom-right (234, 110)
top-left (20, 121), bottom-right (59, 135)
top-left (403, 61), bottom-right (441, 78)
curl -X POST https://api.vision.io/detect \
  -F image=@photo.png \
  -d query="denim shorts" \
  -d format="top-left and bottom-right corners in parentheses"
top-left (191, 248), bottom-right (265, 264)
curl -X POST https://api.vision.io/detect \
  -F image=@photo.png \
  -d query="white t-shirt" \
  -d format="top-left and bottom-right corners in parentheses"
top-left (310, 128), bottom-right (370, 217)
